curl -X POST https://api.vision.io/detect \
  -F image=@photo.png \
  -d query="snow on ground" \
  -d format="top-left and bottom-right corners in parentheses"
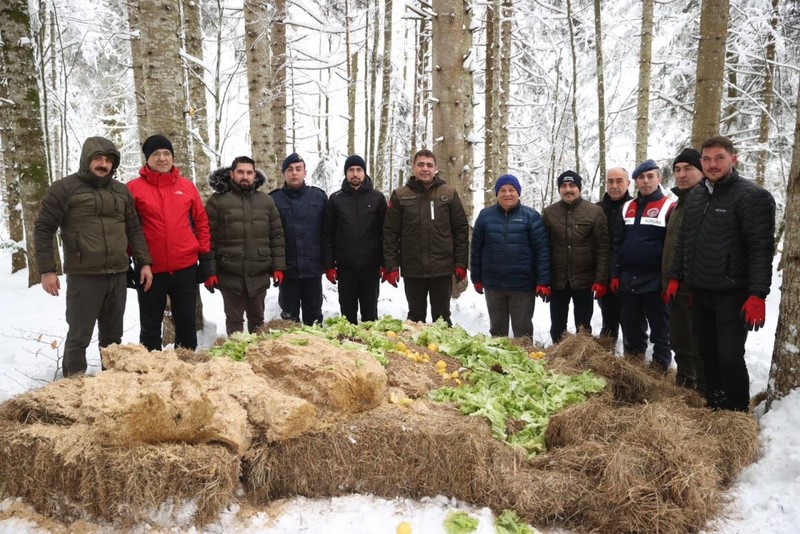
top-left (0, 249), bottom-right (798, 533)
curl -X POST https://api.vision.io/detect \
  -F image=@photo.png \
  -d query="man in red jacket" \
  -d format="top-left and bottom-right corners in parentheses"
top-left (127, 135), bottom-right (211, 351)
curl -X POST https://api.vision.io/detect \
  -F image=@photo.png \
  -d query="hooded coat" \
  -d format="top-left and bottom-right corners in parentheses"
top-left (383, 176), bottom-right (470, 278)
top-left (322, 175), bottom-right (387, 271)
top-left (205, 167), bottom-right (286, 296)
top-left (34, 136), bottom-right (152, 275)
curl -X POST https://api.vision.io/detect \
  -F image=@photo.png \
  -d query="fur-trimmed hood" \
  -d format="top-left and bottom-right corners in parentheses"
top-left (207, 166), bottom-right (268, 193)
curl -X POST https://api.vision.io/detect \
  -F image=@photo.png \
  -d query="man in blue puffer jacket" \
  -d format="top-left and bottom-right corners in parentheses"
top-left (471, 175), bottom-right (552, 338)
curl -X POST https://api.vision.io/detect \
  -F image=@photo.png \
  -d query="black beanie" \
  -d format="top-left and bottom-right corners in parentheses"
top-left (344, 154), bottom-right (367, 175)
top-left (142, 135), bottom-right (174, 160)
top-left (673, 148), bottom-right (702, 172)
top-left (282, 152), bottom-right (304, 173)
top-left (557, 170), bottom-right (582, 190)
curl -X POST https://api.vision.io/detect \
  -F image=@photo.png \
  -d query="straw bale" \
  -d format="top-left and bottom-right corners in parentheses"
top-left (246, 333), bottom-right (387, 420)
top-left (694, 408), bottom-right (759, 484)
top-left (0, 421), bottom-right (239, 526)
top-left (243, 400), bottom-right (527, 509)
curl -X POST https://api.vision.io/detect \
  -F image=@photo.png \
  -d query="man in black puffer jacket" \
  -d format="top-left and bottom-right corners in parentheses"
top-left (322, 155), bottom-right (387, 324)
top-left (204, 156), bottom-right (285, 334)
top-left (666, 136), bottom-right (776, 412)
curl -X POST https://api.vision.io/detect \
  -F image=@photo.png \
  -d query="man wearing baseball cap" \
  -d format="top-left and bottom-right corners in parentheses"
top-left (542, 170), bottom-right (610, 344)
top-left (322, 155), bottom-right (387, 324)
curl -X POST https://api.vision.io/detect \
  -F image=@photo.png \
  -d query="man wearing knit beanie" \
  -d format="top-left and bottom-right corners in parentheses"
top-left (127, 134), bottom-right (211, 352)
top-left (270, 153), bottom-right (328, 325)
top-left (542, 170), bottom-right (610, 344)
top-left (661, 147), bottom-right (704, 391)
top-left (471, 174), bottom-right (551, 338)
top-left (322, 154), bottom-right (387, 324)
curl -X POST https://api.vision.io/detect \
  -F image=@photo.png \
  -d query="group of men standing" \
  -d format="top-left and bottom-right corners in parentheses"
top-left (35, 134), bottom-right (775, 413)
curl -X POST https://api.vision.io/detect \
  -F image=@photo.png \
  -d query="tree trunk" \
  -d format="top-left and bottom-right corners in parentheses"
top-left (497, 0), bottom-right (511, 174)
top-left (691, 0), bottom-right (730, 148)
top-left (0, 0), bottom-right (52, 287)
top-left (635, 0), bottom-right (654, 164)
top-left (754, 0), bottom-right (779, 187)
top-left (566, 0), bottom-right (580, 175)
top-left (484, 2), bottom-right (496, 207)
top-left (375, 0), bottom-right (393, 192)
top-left (593, 0), bottom-right (607, 184)
top-left (244, 0), bottom-right (274, 177)
top-left (766, 75), bottom-right (800, 410)
top-left (182, 0), bottom-right (212, 196)
top-left (432, 0), bottom-right (474, 219)
top-left (271, 0), bottom-right (288, 184)
top-left (127, 0), bottom-right (148, 135)
top-left (368, 0), bottom-right (379, 172)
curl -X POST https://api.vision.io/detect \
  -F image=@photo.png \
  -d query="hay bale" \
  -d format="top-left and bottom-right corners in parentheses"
top-left (695, 408), bottom-right (759, 484)
top-left (0, 422), bottom-right (239, 526)
top-left (385, 350), bottom-right (463, 398)
top-left (243, 400), bottom-right (526, 510)
top-left (246, 334), bottom-right (387, 420)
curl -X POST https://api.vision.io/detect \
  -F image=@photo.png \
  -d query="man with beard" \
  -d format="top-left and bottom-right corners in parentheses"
top-left (204, 156), bottom-right (285, 334)
top-left (322, 155), bottom-right (387, 324)
top-left (596, 167), bottom-right (632, 345)
top-left (666, 137), bottom-right (776, 411)
top-left (127, 135), bottom-right (211, 351)
top-left (35, 136), bottom-right (153, 377)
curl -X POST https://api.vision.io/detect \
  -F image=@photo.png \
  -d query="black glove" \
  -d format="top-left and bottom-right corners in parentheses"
top-left (197, 253), bottom-right (212, 283)
top-left (126, 261), bottom-right (139, 289)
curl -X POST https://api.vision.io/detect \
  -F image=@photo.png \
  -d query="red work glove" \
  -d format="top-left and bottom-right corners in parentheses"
top-left (325, 268), bottom-right (338, 284)
top-left (379, 267), bottom-right (387, 281)
top-left (454, 267), bottom-right (467, 282)
top-left (610, 278), bottom-right (620, 294)
top-left (473, 282), bottom-right (484, 294)
top-left (535, 285), bottom-right (551, 303)
top-left (592, 283), bottom-right (607, 300)
top-left (663, 278), bottom-right (680, 305)
top-left (385, 270), bottom-right (400, 287)
top-left (740, 295), bottom-right (766, 331)
top-left (273, 270), bottom-right (284, 287)
top-left (204, 275), bottom-right (218, 293)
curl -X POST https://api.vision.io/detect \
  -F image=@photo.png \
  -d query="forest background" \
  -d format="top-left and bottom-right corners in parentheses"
top-left (1, 0), bottom-right (800, 405)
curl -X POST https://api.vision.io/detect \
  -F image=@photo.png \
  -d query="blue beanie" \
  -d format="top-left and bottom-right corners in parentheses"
top-left (632, 159), bottom-right (659, 180)
top-left (494, 174), bottom-right (521, 195)
top-left (282, 153), bottom-right (304, 173)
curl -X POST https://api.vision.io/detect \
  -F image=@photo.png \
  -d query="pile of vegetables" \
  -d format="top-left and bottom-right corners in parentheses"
top-left (420, 321), bottom-right (605, 456)
top-left (209, 317), bottom-right (605, 457)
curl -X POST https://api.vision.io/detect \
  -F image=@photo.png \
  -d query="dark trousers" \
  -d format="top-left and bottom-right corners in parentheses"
top-left (137, 265), bottom-right (198, 351)
top-left (338, 265), bottom-right (380, 324)
top-left (404, 276), bottom-right (452, 324)
top-left (64, 273), bottom-right (127, 377)
top-left (620, 291), bottom-right (671, 368)
top-left (279, 277), bottom-right (323, 326)
top-left (598, 291), bottom-right (623, 340)
top-left (692, 288), bottom-right (750, 411)
top-left (669, 290), bottom-right (704, 391)
top-left (549, 284), bottom-right (593, 344)
top-left (221, 288), bottom-right (267, 335)
top-left (485, 289), bottom-right (536, 338)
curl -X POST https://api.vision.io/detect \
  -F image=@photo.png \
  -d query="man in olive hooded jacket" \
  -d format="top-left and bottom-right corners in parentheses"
top-left (34, 136), bottom-right (153, 377)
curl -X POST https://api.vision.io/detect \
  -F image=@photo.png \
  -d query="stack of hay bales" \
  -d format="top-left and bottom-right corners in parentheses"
top-left (0, 328), bottom-right (761, 533)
